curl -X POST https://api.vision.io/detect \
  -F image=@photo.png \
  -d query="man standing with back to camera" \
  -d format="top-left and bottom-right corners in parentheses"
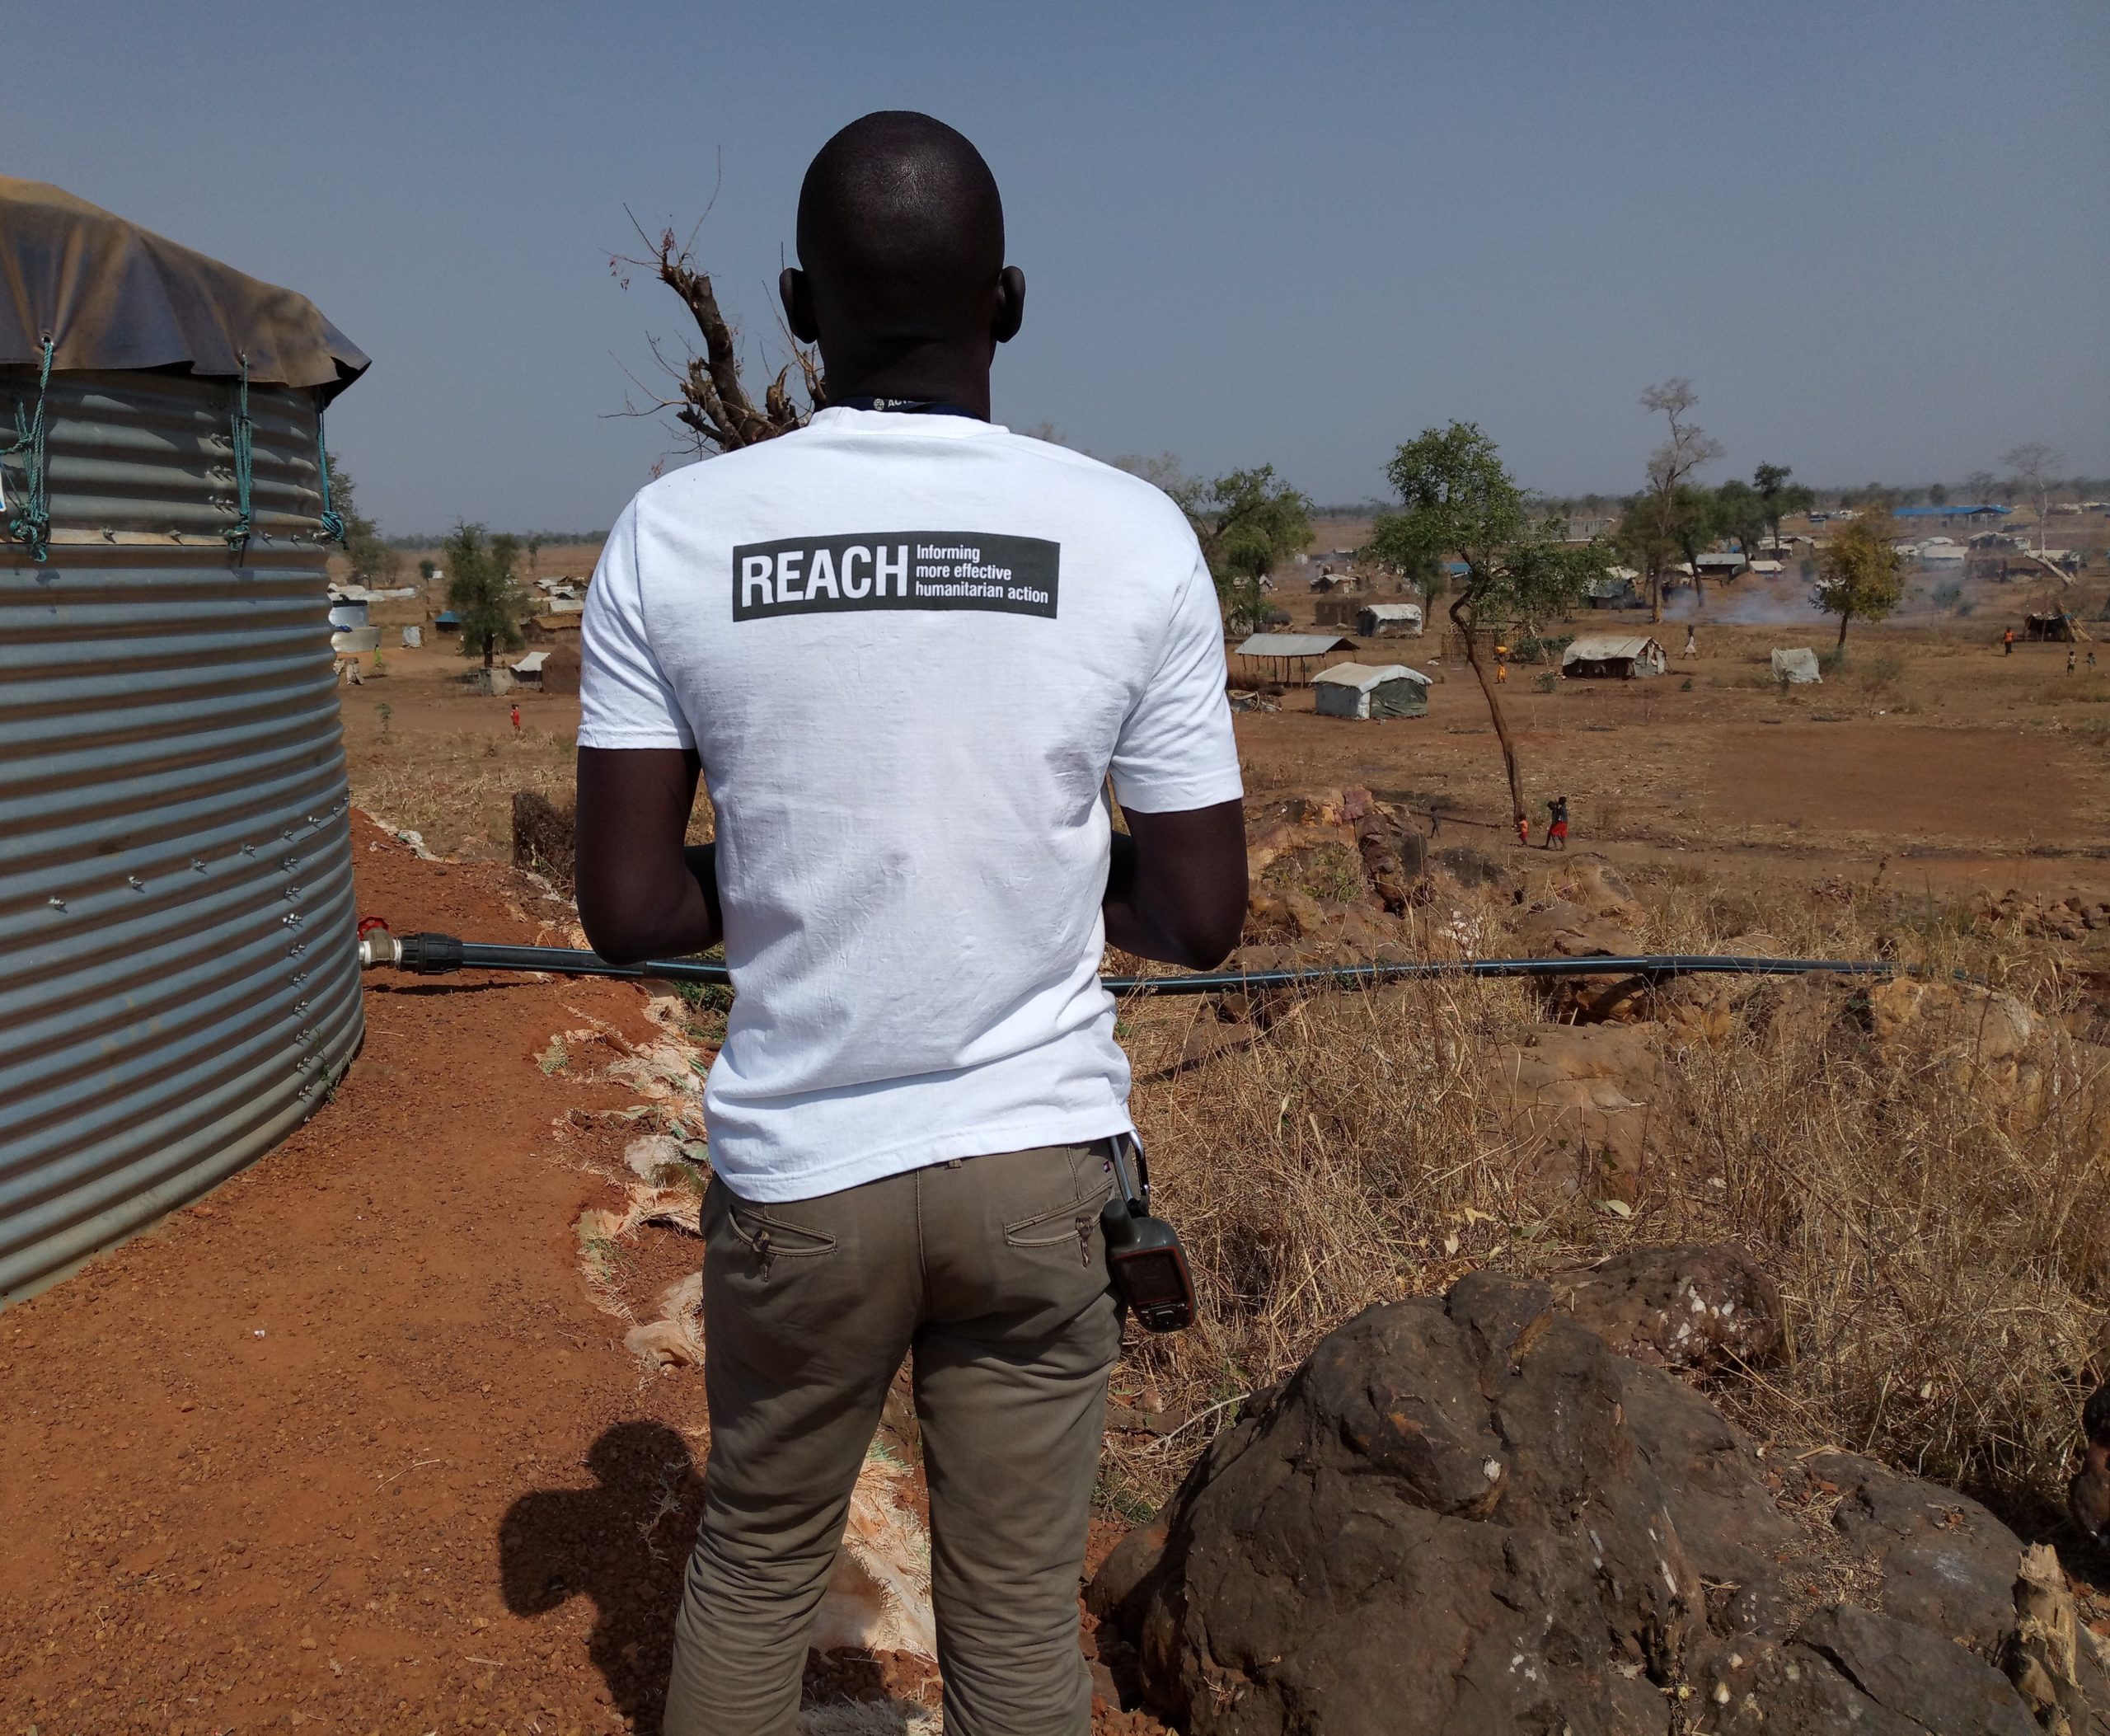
top-left (572, 112), bottom-right (1248, 1734)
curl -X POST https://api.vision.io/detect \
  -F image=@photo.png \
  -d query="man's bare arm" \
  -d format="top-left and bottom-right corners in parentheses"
top-left (1104, 799), bottom-right (1248, 969)
top-left (574, 746), bottom-right (723, 965)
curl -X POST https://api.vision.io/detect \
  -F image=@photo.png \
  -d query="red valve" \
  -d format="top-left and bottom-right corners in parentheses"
top-left (357, 916), bottom-right (392, 939)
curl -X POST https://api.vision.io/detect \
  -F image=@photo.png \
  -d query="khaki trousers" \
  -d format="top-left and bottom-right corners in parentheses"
top-left (663, 1143), bottom-right (1123, 1736)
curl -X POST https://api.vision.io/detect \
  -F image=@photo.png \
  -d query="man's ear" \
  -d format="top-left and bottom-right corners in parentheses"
top-left (779, 266), bottom-right (819, 344)
top-left (992, 265), bottom-right (1025, 345)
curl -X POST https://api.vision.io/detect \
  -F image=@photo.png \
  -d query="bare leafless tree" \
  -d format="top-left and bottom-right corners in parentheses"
top-left (612, 209), bottom-right (826, 458)
top-left (2003, 443), bottom-right (2061, 552)
top-left (1639, 378), bottom-right (1725, 622)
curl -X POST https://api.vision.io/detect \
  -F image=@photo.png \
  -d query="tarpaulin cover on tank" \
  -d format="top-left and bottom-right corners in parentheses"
top-left (0, 178), bottom-right (368, 400)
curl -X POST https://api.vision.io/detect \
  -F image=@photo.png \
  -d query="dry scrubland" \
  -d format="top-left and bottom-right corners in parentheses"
top-left (336, 533), bottom-right (2110, 1536)
top-left (1115, 863), bottom-right (2110, 1527)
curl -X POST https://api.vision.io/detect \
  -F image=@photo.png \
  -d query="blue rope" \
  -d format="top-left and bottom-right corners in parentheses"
top-left (2, 335), bottom-right (54, 563)
top-left (223, 354), bottom-right (254, 555)
top-left (316, 400), bottom-right (344, 545)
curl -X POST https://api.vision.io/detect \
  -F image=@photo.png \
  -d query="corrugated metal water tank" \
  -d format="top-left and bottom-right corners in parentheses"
top-left (0, 369), bottom-right (362, 1302)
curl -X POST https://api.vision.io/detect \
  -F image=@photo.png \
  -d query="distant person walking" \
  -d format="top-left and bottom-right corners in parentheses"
top-left (1545, 795), bottom-right (1569, 852)
top-left (1684, 625), bottom-right (1698, 657)
top-left (2069, 647), bottom-right (2079, 675)
top-left (1515, 812), bottom-right (1531, 847)
top-left (1495, 656), bottom-right (1509, 685)
top-left (2003, 627), bottom-right (2015, 655)
top-left (510, 702), bottom-right (522, 730)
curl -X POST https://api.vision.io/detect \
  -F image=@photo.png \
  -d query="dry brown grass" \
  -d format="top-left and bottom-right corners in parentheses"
top-left (1110, 872), bottom-right (2110, 1530)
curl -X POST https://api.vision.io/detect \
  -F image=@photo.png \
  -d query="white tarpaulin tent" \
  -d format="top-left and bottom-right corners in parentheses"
top-left (1770, 647), bottom-right (1822, 685)
top-left (1356, 603), bottom-right (1424, 637)
top-left (1561, 635), bottom-right (1667, 678)
top-left (1312, 661), bottom-right (1431, 719)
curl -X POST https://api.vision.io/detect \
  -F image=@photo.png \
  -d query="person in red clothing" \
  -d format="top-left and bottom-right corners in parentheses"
top-left (1545, 795), bottom-right (1569, 851)
top-left (510, 702), bottom-right (522, 731)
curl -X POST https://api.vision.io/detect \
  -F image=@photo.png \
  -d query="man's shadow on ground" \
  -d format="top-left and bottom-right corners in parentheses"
top-left (499, 1420), bottom-right (703, 1729)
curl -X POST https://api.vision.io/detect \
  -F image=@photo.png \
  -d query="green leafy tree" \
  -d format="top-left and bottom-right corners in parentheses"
top-left (1667, 482), bottom-right (1721, 602)
top-left (1751, 462), bottom-right (1814, 551)
top-left (1811, 514), bottom-right (1906, 647)
top-left (323, 453), bottom-right (399, 588)
top-left (1370, 422), bottom-right (1604, 823)
top-left (1927, 481), bottom-right (1948, 508)
top-left (1120, 458), bottom-right (1313, 635)
top-left (1395, 547), bottom-right (1449, 614)
top-left (443, 523), bottom-right (530, 670)
top-left (1712, 478), bottom-right (1768, 571)
top-left (1613, 491), bottom-right (1679, 597)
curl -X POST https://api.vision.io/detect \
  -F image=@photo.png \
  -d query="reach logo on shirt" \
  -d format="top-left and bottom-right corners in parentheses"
top-left (732, 533), bottom-right (1060, 622)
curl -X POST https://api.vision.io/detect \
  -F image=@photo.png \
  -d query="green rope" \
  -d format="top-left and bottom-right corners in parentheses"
top-left (316, 401), bottom-right (345, 546)
top-left (2, 335), bottom-right (54, 563)
top-left (223, 354), bottom-right (254, 555)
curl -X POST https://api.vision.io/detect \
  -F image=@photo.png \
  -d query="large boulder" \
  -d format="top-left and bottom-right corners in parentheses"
top-left (1095, 1272), bottom-right (2097, 1735)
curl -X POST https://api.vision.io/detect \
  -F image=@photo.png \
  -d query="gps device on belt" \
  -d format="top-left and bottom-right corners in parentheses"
top-left (1100, 1135), bottom-right (1195, 1333)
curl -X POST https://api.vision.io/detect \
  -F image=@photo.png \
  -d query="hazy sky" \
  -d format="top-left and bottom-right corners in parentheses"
top-left (12, 2), bottom-right (2107, 531)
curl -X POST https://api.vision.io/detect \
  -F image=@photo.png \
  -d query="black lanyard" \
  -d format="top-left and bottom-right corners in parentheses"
top-left (833, 394), bottom-right (985, 421)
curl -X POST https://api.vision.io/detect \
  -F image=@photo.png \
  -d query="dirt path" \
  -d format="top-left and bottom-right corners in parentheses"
top-left (1, 818), bottom-right (704, 1730)
top-left (0, 817), bottom-right (1164, 1734)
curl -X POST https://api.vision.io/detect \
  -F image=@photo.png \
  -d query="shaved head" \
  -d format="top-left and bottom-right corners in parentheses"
top-left (781, 112), bottom-right (1023, 414)
top-left (797, 111), bottom-right (1004, 338)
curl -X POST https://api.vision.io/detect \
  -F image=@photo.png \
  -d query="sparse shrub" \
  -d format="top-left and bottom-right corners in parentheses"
top-left (376, 701), bottom-right (392, 739)
top-left (511, 790), bottom-right (577, 890)
top-left (1262, 841), bottom-right (1365, 905)
top-left (1679, 677), bottom-right (1693, 692)
top-left (1535, 671), bottom-right (1557, 694)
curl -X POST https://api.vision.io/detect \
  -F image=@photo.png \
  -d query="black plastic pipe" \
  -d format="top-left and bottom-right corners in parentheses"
top-left (359, 931), bottom-right (1898, 996)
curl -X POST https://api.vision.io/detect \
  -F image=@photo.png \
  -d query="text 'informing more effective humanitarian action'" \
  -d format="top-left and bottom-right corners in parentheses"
top-left (731, 533), bottom-right (1061, 622)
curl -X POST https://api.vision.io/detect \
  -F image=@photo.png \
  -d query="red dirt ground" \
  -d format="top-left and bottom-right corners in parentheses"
top-left (0, 816), bottom-right (1160, 1734)
top-left (1707, 723), bottom-right (2093, 843)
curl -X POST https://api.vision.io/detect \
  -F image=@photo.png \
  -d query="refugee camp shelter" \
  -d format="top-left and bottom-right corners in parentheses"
top-left (0, 177), bottom-right (369, 1302)
top-left (1357, 602), bottom-right (1424, 637)
top-left (2026, 611), bottom-right (2087, 642)
top-left (1234, 631), bottom-right (1358, 684)
top-left (542, 641), bottom-right (582, 697)
top-left (509, 649), bottom-right (550, 689)
top-left (434, 609), bottom-right (461, 634)
top-left (1770, 647), bottom-right (1822, 685)
top-left (1312, 662), bottom-right (1430, 719)
top-left (1562, 634), bottom-right (1667, 679)
top-left (1585, 570), bottom-right (1645, 609)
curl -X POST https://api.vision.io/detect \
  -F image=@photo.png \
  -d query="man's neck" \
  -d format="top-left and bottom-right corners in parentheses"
top-left (819, 340), bottom-right (993, 422)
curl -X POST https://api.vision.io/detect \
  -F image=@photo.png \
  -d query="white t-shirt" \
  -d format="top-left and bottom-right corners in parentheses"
top-left (579, 406), bottom-right (1242, 1201)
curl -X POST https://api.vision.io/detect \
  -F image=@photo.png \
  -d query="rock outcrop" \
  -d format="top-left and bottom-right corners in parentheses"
top-left (1093, 1272), bottom-right (2103, 1734)
top-left (1545, 1243), bottom-right (1784, 1374)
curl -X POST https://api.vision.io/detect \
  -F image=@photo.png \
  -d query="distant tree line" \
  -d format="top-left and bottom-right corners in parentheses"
top-left (382, 529), bottom-right (610, 551)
